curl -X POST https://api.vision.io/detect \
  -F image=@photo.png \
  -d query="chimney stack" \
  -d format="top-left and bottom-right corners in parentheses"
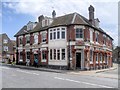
top-left (88, 5), bottom-right (95, 25)
top-left (52, 10), bottom-right (56, 18)
top-left (38, 15), bottom-right (44, 22)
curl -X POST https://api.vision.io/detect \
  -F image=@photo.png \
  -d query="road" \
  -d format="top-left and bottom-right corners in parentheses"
top-left (1, 65), bottom-right (118, 88)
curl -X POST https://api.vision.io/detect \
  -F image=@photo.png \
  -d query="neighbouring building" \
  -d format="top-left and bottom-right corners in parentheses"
top-left (0, 33), bottom-right (15, 63)
top-left (113, 46), bottom-right (120, 63)
top-left (14, 5), bottom-right (113, 70)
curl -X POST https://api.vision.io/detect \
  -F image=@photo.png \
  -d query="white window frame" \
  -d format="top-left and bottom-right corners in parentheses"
top-left (3, 39), bottom-right (8, 44)
top-left (90, 49), bottom-right (93, 64)
top-left (49, 27), bottom-right (66, 41)
top-left (96, 53), bottom-right (98, 63)
top-left (41, 31), bottom-right (47, 43)
top-left (90, 28), bottom-right (94, 43)
top-left (95, 31), bottom-right (99, 43)
top-left (33, 33), bottom-right (38, 44)
top-left (4, 46), bottom-right (8, 51)
top-left (25, 34), bottom-right (30, 45)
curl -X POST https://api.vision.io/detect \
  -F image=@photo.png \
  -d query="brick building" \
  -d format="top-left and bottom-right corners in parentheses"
top-left (14, 5), bottom-right (113, 70)
top-left (0, 33), bottom-right (15, 63)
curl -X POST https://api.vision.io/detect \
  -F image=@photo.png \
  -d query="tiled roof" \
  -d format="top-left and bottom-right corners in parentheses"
top-left (14, 26), bottom-right (27, 37)
top-left (14, 12), bottom-right (113, 40)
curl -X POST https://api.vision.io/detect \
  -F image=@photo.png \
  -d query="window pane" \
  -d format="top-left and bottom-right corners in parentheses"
top-left (57, 50), bottom-right (60, 60)
top-left (50, 49), bottom-right (52, 60)
top-left (50, 33), bottom-right (52, 40)
top-left (76, 28), bottom-right (83, 38)
top-left (42, 33), bottom-right (46, 42)
top-left (62, 49), bottom-right (65, 60)
top-left (54, 32), bottom-right (56, 39)
top-left (57, 31), bottom-right (60, 39)
top-left (62, 31), bottom-right (65, 39)
top-left (54, 49), bottom-right (56, 60)
top-left (27, 52), bottom-right (30, 59)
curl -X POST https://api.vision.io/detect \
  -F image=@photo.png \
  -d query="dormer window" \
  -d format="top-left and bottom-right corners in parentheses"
top-left (27, 21), bottom-right (37, 31)
top-left (42, 17), bottom-right (53, 27)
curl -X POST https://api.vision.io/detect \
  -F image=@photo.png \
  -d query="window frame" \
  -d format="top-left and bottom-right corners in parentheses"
top-left (75, 28), bottom-right (83, 39)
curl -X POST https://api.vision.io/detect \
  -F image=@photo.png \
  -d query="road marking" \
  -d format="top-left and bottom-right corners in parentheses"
top-left (16, 70), bottom-right (39, 75)
top-left (54, 77), bottom-right (114, 88)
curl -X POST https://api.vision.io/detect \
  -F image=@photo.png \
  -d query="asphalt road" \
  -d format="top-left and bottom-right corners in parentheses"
top-left (1, 65), bottom-right (118, 88)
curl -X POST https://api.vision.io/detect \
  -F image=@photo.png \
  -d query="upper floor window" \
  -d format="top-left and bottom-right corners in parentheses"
top-left (53, 29), bottom-right (56, 39)
top-left (57, 29), bottom-right (60, 39)
top-left (42, 32), bottom-right (46, 43)
top-left (76, 28), bottom-right (83, 38)
top-left (3, 46), bottom-right (8, 51)
top-left (34, 34), bottom-right (38, 44)
top-left (3, 39), bottom-right (8, 44)
top-left (61, 30), bottom-right (65, 39)
top-left (26, 36), bottom-right (30, 44)
top-left (19, 37), bottom-right (23, 45)
top-left (49, 27), bottom-right (66, 40)
top-left (103, 35), bottom-right (106, 45)
top-left (95, 32), bottom-right (99, 42)
top-left (90, 30), bottom-right (93, 42)
top-left (50, 30), bottom-right (52, 40)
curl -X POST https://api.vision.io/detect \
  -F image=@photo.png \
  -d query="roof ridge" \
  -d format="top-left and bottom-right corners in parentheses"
top-left (71, 13), bottom-right (77, 24)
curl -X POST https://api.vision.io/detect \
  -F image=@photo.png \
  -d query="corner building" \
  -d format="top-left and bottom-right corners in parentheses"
top-left (14, 5), bottom-right (113, 70)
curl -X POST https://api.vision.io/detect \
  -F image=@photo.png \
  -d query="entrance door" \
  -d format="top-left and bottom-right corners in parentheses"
top-left (76, 53), bottom-right (81, 68)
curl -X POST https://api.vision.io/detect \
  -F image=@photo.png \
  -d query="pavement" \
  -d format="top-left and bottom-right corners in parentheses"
top-left (1, 63), bottom-right (118, 79)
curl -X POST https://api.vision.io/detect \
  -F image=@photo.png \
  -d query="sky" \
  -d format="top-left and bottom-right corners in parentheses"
top-left (1, 0), bottom-right (119, 46)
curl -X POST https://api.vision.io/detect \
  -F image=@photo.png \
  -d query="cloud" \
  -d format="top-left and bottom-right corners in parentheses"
top-left (2, 0), bottom-right (118, 46)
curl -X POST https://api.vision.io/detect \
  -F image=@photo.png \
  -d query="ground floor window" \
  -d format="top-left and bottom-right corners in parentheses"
top-left (49, 48), bottom-right (66, 60)
top-left (54, 49), bottom-right (56, 60)
top-left (50, 49), bottom-right (52, 60)
top-left (57, 49), bottom-right (60, 60)
top-left (42, 51), bottom-right (46, 60)
top-left (62, 49), bottom-right (65, 60)
top-left (100, 53), bottom-right (102, 62)
top-left (90, 50), bottom-right (93, 62)
top-left (96, 53), bottom-right (98, 62)
top-left (20, 52), bottom-right (23, 59)
top-left (26, 52), bottom-right (30, 59)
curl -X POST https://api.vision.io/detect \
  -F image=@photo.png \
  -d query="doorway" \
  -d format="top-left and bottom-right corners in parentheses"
top-left (76, 52), bottom-right (81, 68)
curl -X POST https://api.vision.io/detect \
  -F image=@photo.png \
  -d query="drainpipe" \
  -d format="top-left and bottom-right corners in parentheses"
top-left (67, 28), bottom-right (71, 70)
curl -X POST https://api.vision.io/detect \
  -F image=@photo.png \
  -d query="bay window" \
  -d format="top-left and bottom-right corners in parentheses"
top-left (62, 49), bottom-right (65, 60)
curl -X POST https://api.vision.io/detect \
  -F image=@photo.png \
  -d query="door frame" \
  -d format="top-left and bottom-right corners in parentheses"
top-left (76, 52), bottom-right (81, 68)
top-left (75, 50), bottom-right (84, 70)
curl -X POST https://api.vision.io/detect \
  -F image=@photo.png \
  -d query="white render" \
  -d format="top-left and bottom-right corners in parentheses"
top-left (48, 26), bottom-right (68, 66)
